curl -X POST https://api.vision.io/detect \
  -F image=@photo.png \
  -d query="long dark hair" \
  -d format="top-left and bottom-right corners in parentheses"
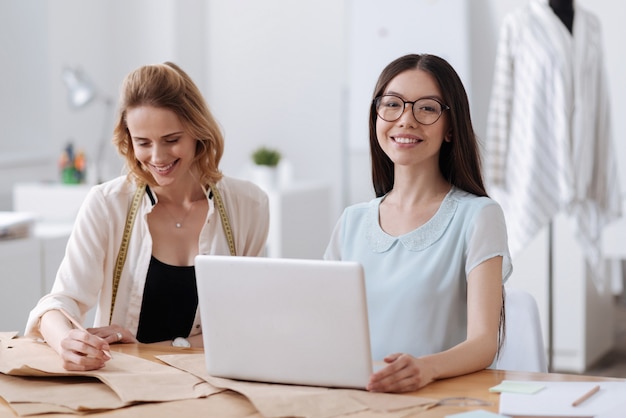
top-left (369, 54), bottom-right (487, 198)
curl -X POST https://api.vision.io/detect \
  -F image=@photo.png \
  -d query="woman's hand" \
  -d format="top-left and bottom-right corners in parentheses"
top-left (86, 325), bottom-right (138, 345)
top-left (366, 353), bottom-right (435, 393)
top-left (58, 325), bottom-right (137, 371)
top-left (58, 328), bottom-right (112, 371)
top-left (40, 310), bottom-right (138, 371)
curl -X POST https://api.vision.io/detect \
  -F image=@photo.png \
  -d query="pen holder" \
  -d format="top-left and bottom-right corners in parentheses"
top-left (59, 142), bottom-right (86, 184)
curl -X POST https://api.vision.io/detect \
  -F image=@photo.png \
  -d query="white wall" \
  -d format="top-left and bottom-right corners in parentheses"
top-left (204, 0), bottom-right (346, 221)
top-left (344, 0), bottom-right (472, 205)
top-left (46, 0), bottom-right (186, 183)
top-left (0, 2), bottom-right (52, 207)
top-left (1, 0), bottom-right (624, 219)
top-left (0, 2), bottom-right (50, 156)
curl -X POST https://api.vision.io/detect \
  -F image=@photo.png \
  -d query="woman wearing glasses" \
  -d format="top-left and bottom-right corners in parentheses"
top-left (324, 54), bottom-right (512, 392)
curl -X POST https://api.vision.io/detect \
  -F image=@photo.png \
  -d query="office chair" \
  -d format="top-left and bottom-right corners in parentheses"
top-left (491, 287), bottom-right (548, 373)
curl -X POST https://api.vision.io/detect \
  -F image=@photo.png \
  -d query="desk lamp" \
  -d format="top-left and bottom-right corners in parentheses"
top-left (62, 67), bottom-right (114, 183)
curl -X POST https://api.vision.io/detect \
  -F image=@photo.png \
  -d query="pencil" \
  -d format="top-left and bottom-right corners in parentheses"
top-left (571, 384), bottom-right (600, 407)
top-left (58, 308), bottom-right (112, 360)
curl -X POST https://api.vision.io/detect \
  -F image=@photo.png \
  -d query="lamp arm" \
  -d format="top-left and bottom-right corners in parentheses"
top-left (94, 96), bottom-right (115, 184)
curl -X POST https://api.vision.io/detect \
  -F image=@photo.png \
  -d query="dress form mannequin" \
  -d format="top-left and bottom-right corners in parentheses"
top-left (549, 0), bottom-right (574, 33)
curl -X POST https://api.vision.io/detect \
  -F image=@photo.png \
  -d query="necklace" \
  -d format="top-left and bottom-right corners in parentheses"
top-left (160, 200), bottom-right (197, 228)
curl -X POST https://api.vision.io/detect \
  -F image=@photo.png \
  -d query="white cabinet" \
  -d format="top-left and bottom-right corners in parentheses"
top-left (507, 210), bottom-right (622, 373)
top-left (13, 182), bottom-right (91, 223)
top-left (3, 183), bottom-right (89, 331)
top-left (34, 223), bottom-right (74, 293)
top-left (602, 198), bottom-right (626, 260)
top-left (13, 182), bottom-right (89, 295)
top-left (265, 182), bottom-right (332, 259)
top-left (0, 229), bottom-right (72, 332)
top-left (0, 237), bottom-right (43, 332)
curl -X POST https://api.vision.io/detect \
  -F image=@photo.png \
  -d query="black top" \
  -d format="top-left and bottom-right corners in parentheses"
top-left (136, 256), bottom-right (198, 343)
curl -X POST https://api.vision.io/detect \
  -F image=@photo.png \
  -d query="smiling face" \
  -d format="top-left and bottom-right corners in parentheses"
top-left (375, 69), bottom-right (450, 171)
top-left (127, 105), bottom-right (198, 189)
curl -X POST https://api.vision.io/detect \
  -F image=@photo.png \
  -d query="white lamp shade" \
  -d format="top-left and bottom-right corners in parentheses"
top-left (62, 67), bottom-right (96, 108)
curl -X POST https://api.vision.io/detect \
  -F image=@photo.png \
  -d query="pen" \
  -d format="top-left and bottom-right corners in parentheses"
top-left (571, 384), bottom-right (600, 407)
top-left (59, 308), bottom-right (112, 360)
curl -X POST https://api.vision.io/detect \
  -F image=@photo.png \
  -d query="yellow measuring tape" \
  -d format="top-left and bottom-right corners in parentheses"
top-left (110, 183), bottom-right (146, 325)
top-left (109, 181), bottom-right (236, 324)
top-left (208, 181), bottom-right (236, 257)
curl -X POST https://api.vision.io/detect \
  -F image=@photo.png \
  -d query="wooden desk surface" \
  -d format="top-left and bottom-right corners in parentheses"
top-left (1, 343), bottom-right (622, 417)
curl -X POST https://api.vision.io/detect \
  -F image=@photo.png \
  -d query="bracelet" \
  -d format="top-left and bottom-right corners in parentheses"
top-left (171, 337), bottom-right (191, 348)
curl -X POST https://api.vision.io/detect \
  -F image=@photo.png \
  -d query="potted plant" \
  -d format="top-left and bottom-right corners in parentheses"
top-left (250, 146), bottom-right (282, 190)
top-left (252, 146), bottom-right (281, 167)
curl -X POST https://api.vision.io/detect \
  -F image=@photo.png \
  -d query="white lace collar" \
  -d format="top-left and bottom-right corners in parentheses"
top-left (365, 187), bottom-right (459, 253)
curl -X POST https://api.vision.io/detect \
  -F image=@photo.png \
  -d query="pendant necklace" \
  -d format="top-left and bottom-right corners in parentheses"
top-left (161, 200), bottom-right (197, 228)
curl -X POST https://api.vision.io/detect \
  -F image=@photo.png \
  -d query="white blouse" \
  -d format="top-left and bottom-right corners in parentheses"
top-left (25, 175), bottom-right (269, 338)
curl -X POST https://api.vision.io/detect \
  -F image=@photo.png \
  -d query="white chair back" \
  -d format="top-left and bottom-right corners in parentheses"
top-left (491, 287), bottom-right (548, 373)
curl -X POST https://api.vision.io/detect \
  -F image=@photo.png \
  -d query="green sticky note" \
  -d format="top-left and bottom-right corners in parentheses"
top-left (489, 381), bottom-right (545, 394)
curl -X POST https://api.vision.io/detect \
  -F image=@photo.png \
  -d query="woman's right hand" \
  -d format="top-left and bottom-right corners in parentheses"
top-left (58, 328), bottom-right (112, 371)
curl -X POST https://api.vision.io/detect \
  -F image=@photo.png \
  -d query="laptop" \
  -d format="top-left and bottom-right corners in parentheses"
top-left (194, 255), bottom-right (373, 389)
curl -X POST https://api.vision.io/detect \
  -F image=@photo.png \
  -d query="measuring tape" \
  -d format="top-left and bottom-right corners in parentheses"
top-left (109, 181), bottom-right (236, 324)
top-left (208, 181), bottom-right (236, 257)
top-left (110, 183), bottom-right (146, 325)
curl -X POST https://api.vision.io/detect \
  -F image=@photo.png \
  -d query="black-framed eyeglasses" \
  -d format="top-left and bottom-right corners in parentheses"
top-left (374, 94), bottom-right (450, 125)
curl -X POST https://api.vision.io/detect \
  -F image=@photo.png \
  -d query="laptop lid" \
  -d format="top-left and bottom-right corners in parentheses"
top-left (194, 255), bottom-right (373, 389)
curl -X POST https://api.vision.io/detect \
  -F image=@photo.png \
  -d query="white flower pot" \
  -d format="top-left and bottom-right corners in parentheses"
top-left (250, 165), bottom-right (278, 191)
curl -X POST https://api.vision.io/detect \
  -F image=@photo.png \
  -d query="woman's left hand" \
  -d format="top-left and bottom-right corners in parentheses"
top-left (86, 325), bottom-right (138, 345)
top-left (366, 353), bottom-right (435, 393)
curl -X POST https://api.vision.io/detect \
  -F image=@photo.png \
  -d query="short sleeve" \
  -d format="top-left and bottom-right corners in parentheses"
top-left (323, 213), bottom-right (344, 261)
top-left (465, 202), bottom-right (513, 283)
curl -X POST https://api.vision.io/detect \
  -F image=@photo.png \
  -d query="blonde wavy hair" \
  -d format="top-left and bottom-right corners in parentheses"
top-left (112, 62), bottom-right (224, 187)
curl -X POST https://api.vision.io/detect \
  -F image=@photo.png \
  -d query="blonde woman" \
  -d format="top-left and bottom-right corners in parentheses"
top-left (26, 62), bottom-right (269, 371)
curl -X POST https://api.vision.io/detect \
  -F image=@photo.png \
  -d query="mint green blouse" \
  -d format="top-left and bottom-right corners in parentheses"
top-left (324, 187), bottom-right (512, 361)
